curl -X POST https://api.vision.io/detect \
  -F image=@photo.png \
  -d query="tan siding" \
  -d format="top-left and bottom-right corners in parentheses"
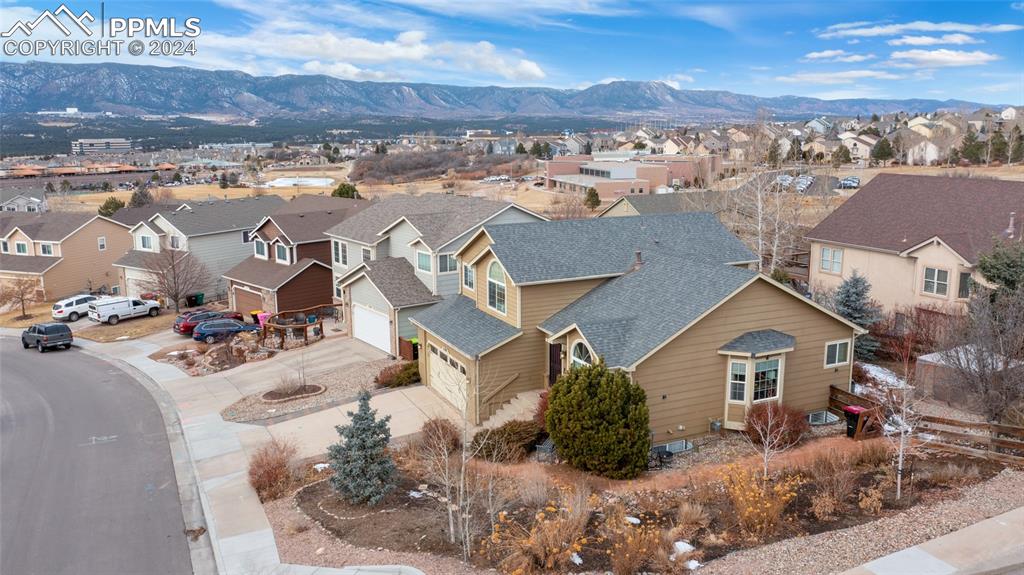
top-left (276, 264), bottom-right (333, 311)
top-left (598, 201), bottom-right (640, 218)
top-left (42, 218), bottom-right (132, 300)
top-left (633, 278), bottom-right (856, 444)
top-left (8, 230), bottom-right (35, 255)
top-left (473, 253), bottom-right (518, 326)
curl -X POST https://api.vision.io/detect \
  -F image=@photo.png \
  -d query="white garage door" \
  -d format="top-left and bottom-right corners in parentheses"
top-left (352, 305), bottom-right (391, 354)
top-left (427, 344), bottom-right (467, 412)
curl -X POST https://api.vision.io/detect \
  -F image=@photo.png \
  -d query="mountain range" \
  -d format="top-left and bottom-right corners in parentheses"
top-left (0, 61), bottom-right (1000, 121)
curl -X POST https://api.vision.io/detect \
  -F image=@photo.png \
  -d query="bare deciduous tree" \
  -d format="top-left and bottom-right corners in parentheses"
top-left (879, 306), bottom-right (928, 501)
top-left (139, 241), bottom-right (210, 312)
top-left (743, 402), bottom-right (805, 478)
top-left (0, 277), bottom-right (41, 319)
top-left (547, 193), bottom-right (588, 220)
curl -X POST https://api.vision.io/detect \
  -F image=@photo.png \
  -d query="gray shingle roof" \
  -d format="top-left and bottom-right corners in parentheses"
top-left (324, 194), bottom-right (513, 247)
top-left (0, 254), bottom-right (62, 274)
top-left (344, 257), bottom-right (440, 309)
top-left (540, 254), bottom-right (757, 368)
top-left (602, 191), bottom-right (732, 216)
top-left (157, 195), bottom-right (284, 236)
top-left (410, 295), bottom-right (521, 358)
top-left (109, 204), bottom-right (178, 226)
top-left (719, 329), bottom-right (795, 357)
top-left (483, 212), bottom-right (757, 285)
top-left (261, 209), bottom-right (365, 244)
top-left (112, 249), bottom-right (157, 270)
top-left (273, 194), bottom-right (371, 215)
top-left (223, 257), bottom-right (328, 290)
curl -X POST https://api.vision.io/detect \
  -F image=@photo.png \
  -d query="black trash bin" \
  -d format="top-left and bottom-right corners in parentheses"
top-left (185, 293), bottom-right (199, 307)
top-left (843, 405), bottom-right (867, 438)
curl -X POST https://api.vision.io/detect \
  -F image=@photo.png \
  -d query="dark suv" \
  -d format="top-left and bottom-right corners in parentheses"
top-left (21, 322), bottom-right (74, 352)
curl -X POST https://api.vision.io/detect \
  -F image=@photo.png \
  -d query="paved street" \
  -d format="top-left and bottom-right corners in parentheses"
top-left (0, 337), bottom-right (193, 575)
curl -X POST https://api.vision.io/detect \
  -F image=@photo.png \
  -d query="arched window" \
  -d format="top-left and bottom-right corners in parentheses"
top-left (571, 341), bottom-right (593, 368)
top-left (487, 261), bottom-right (506, 313)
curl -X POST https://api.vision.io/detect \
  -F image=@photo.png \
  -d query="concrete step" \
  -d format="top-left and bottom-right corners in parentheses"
top-left (483, 390), bottom-right (543, 429)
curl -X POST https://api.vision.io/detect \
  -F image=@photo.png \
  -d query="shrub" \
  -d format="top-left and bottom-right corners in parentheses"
top-left (533, 391), bottom-right (549, 430)
top-left (599, 503), bottom-right (662, 575)
top-left (517, 466), bottom-right (553, 507)
top-left (248, 438), bottom-right (298, 502)
top-left (720, 464), bottom-right (802, 539)
top-left (546, 360), bottom-right (651, 479)
top-left (919, 462), bottom-right (981, 487)
top-left (743, 402), bottom-right (809, 448)
top-left (811, 494), bottom-right (838, 521)
top-left (327, 390), bottom-right (397, 506)
top-left (808, 449), bottom-right (856, 505)
top-left (472, 420), bottom-right (543, 462)
top-left (421, 417), bottom-right (461, 454)
top-left (667, 501), bottom-right (710, 541)
top-left (851, 439), bottom-right (892, 468)
top-left (858, 487), bottom-right (883, 515)
top-left (375, 361), bottom-right (419, 388)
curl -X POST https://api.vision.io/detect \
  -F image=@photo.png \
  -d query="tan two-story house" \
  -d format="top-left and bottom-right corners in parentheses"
top-left (410, 213), bottom-right (864, 444)
top-left (0, 212), bottom-right (131, 300)
top-left (806, 174), bottom-right (1024, 312)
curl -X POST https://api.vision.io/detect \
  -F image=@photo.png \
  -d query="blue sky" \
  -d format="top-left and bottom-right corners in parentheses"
top-left (2, 0), bottom-right (1022, 103)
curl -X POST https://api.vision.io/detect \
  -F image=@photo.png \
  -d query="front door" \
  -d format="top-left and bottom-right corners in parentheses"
top-left (548, 343), bottom-right (562, 386)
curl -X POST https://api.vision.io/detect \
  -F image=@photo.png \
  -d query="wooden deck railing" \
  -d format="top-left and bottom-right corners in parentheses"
top-left (261, 303), bottom-right (343, 348)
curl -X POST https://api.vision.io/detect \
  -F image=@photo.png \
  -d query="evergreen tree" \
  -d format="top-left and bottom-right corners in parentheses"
top-left (97, 196), bottom-right (125, 217)
top-left (101, 181), bottom-right (112, 192)
top-left (60, 179), bottom-right (72, 194)
top-left (834, 271), bottom-right (882, 359)
top-left (546, 360), bottom-right (651, 479)
top-left (128, 185), bottom-right (153, 208)
top-left (485, 141), bottom-right (494, 154)
top-left (583, 141), bottom-right (593, 155)
top-left (977, 241), bottom-right (1024, 293)
top-left (328, 390), bottom-right (397, 505)
top-left (1010, 126), bottom-right (1023, 163)
top-left (44, 182), bottom-right (56, 195)
top-left (529, 141), bottom-right (543, 157)
top-left (332, 183), bottom-right (361, 199)
top-left (871, 138), bottom-right (893, 164)
top-left (218, 172), bottom-right (228, 189)
top-left (542, 141), bottom-right (552, 158)
top-left (584, 188), bottom-right (601, 210)
top-left (515, 142), bottom-right (527, 155)
top-left (988, 129), bottom-right (1008, 163)
top-left (766, 139), bottom-right (781, 167)
top-left (833, 144), bottom-right (852, 166)
top-left (870, 113), bottom-right (880, 122)
top-left (172, 171), bottom-right (183, 183)
top-left (379, 143), bottom-right (388, 155)
top-left (959, 128), bottom-right (984, 164)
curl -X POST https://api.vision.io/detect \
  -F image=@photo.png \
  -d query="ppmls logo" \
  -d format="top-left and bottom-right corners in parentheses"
top-left (1, 3), bottom-right (94, 38)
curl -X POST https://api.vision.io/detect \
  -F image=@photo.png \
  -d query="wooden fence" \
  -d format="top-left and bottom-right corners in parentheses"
top-left (917, 415), bottom-right (1024, 465)
top-left (828, 385), bottom-right (883, 439)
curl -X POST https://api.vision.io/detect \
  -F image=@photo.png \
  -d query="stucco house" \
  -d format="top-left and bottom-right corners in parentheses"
top-left (806, 174), bottom-right (1024, 312)
top-left (410, 213), bottom-right (864, 442)
top-left (112, 195), bottom-right (284, 299)
top-left (326, 194), bottom-right (545, 355)
top-left (0, 212), bottom-right (131, 300)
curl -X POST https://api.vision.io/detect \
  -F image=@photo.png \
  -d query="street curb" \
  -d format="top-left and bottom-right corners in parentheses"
top-left (77, 346), bottom-right (220, 575)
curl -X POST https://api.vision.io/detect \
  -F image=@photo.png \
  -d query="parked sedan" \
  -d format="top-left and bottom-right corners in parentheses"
top-left (192, 319), bottom-right (260, 344)
top-left (173, 309), bottom-right (245, 335)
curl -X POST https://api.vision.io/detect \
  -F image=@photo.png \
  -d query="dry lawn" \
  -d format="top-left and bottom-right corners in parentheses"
top-left (0, 302), bottom-right (55, 328)
top-left (74, 312), bottom-right (175, 342)
top-left (826, 164), bottom-right (1024, 186)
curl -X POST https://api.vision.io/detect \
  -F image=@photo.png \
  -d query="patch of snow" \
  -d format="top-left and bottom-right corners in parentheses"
top-left (625, 516), bottom-right (641, 525)
top-left (685, 559), bottom-right (702, 570)
top-left (313, 463), bottom-right (330, 472)
top-left (408, 490), bottom-right (424, 499)
top-left (673, 541), bottom-right (695, 554)
top-left (570, 553), bottom-right (583, 565)
top-left (861, 363), bottom-right (906, 388)
top-left (115, 335), bottom-right (130, 341)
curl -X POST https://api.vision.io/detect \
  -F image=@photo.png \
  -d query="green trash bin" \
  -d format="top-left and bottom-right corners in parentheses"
top-left (195, 292), bottom-right (205, 305)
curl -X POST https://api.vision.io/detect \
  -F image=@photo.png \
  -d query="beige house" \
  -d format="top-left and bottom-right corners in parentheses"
top-left (0, 212), bottom-right (131, 300)
top-left (806, 174), bottom-right (1024, 312)
top-left (411, 214), bottom-right (864, 444)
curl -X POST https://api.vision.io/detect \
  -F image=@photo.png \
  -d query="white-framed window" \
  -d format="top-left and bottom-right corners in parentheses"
top-left (338, 242), bottom-right (348, 266)
top-left (26, 205), bottom-right (36, 212)
top-left (437, 254), bottom-right (457, 273)
top-left (254, 239), bottom-right (266, 258)
top-left (820, 246), bottom-right (843, 273)
top-left (140, 235), bottom-right (153, 250)
top-left (729, 361), bottom-right (746, 402)
top-left (15, 241), bottom-right (28, 254)
top-left (957, 272), bottom-right (972, 299)
top-left (97, 236), bottom-right (106, 251)
top-left (361, 247), bottom-right (371, 262)
top-left (332, 241), bottom-right (340, 264)
top-left (487, 260), bottom-right (506, 314)
top-left (170, 235), bottom-right (181, 250)
top-left (111, 285), bottom-right (120, 295)
top-left (334, 281), bottom-right (342, 298)
top-left (463, 264), bottom-right (475, 290)
top-left (276, 243), bottom-right (289, 264)
top-left (570, 341), bottom-right (593, 368)
top-left (39, 243), bottom-right (53, 256)
top-left (825, 340), bottom-right (851, 368)
top-left (753, 358), bottom-right (781, 401)
top-left (417, 250), bottom-right (432, 272)
top-left (0, 240), bottom-right (8, 253)
top-left (923, 267), bottom-right (949, 296)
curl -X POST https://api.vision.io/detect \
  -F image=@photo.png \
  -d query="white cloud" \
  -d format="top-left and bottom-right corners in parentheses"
top-left (659, 73), bottom-right (695, 89)
top-left (750, 65), bottom-right (772, 71)
top-left (889, 49), bottom-right (1001, 68)
top-left (801, 49), bottom-right (875, 63)
top-left (675, 5), bottom-right (741, 32)
top-left (775, 70), bottom-right (902, 84)
top-left (887, 33), bottom-right (981, 46)
top-left (820, 20), bottom-right (1023, 39)
top-left (689, 67), bottom-right (707, 73)
top-left (980, 82), bottom-right (1020, 93)
top-left (384, 0), bottom-right (630, 27)
top-left (300, 61), bottom-right (391, 81)
top-left (811, 86), bottom-right (890, 100)
top-left (1012, 2), bottom-right (1024, 10)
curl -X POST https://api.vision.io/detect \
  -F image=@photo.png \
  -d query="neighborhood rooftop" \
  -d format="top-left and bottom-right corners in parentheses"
top-left (807, 174), bottom-right (1024, 263)
top-left (480, 212), bottom-right (757, 285)
top-left (157, 195), bottom-right (285, 236)
top-left (272, 194), bottom-right (370, 215)
top-left (0, 212), bottom-right (99, 241)
top-left (263, 209), bottom-right (367, 244)
top-left (345, 257), bottom-right (441, 309)
top-left (222, 257), bottom-right (329, 291)
top-left (410, 295), bottom-right (521, 359)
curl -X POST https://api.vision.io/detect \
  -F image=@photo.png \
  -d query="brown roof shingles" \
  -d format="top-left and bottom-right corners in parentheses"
top-left (0, 212), bottom-right (95, 242)
top-left (806, 174), bottom-right (1024, 263)
top-left (223, 257), bottom-right (329, 290)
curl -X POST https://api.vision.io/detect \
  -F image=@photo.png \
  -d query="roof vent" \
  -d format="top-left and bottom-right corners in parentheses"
top-left (630, 250), bottom-right (643, 271)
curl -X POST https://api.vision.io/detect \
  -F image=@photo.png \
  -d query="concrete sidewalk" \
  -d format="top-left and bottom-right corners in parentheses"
top-left (842, 506), bottom-right (1024, 575)
top-left (29, 329), bottom-right (434, 575)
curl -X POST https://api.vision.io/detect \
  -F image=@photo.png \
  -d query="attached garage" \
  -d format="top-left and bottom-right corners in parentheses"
top-left (123, 268), bottom-right (150, 298)
top-left (352, 304), bottom-right (391, 354)
top-left (232, 286), bottom-right (263, 315)
top-left (426, 343), bottom-right (468, 412)
top-left (223, 258), bottom-right (333, 316)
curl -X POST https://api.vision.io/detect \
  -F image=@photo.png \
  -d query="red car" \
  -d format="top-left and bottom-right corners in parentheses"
top-left (173, 309), bottom-right (245, 335)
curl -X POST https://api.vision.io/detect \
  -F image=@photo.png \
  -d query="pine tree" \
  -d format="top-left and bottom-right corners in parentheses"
top-left (529, 142), bottom-right (543, 157)
top-left (583, 141), bottom-right (593, 155)
top-left (834, 271), bottom-right (882, 359)
top-left (218, 172), bottom-right (228, 189)
top-left (98, 196), bottom-right (125, 217)
top-left (584, 188), bottom-right (600, 210)
top-left (978, 241), bottom-right (1024, 293)
top-left (328, 390), bottom-right (397, 506)
top-left (1010, 126), bottom-right (1023, 163)
top-left (546, 360), bottom-right (651, 479)
top-left (541, 142), bottom-right (551, 158)
top-left (871, 138), bottom-right (893, 164)
top-left (833, 144), bottom-right (852, 166)
top-left (766, 139), bottom-right (781, 167)
top-left (959, 128), bottom-right (984, 164)
top-left (515, 142), bottom-right (527, 155)
top-left (332, 183), bottom-right (361, 199)
top-left (988, 130), bottom-right (1008, 163)
top-left (128, 185), bottom-right (153, 208)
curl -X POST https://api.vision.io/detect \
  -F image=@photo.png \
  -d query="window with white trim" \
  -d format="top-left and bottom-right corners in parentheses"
top-left (825, 340), bottom-right (850, 368)
top-left (820, 246), bottom-right (843, 273)
top-left (39, 243), bottom-right (53, 256)
top-left (254, 239), bottom-right (266, 258)
top-left (753, 358), bottom-right (780, 401)
top-left (438, 254), bottom-right (457, 273)
top-left (463, 264), bottom-right (475, 289)
top-left (571, 341), bottom-right (592, 368)
top-left (361, 247), bottom-right (371, 262)
top-left (487, 261), bottom-right (506, 313)
top-left (275, 243), bottom-right (289, 264)
top-left (140, 235), bottom-right (153, 250)
top-left (922, 267), bottom-right (949, 296)
top-left (332, 241), bottom-right (340, 264)
top-left (334, 280), bottom-right (342, 298)
top-left (338, 242), bottom-right (348, 266)
top-left (170, 235), bottom-right (181, 249)
top-left (0, 240), bottom-right (8, 253)
top-left (417, 251), bottom-right (432, 272)
top-left (729, 361), bottom-right (746, 402)
top-left (97, 236), bottom-right (106, 251)
top-left (15, 241), bottom-right (27, 254)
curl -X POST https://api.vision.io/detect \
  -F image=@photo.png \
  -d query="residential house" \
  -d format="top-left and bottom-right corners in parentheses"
top-left (696, 135), bottom-right (728, 155)
top-left (326, 194), bottom-right (545, 355)
top-left (223, 197), bottom-right (370, 314)
top-left (1001, 106), bottom-right (1020, 121)
top-left (410, 213), bottom-right (864, 438)
top-left (840, 135), bottom-right (875, 163)
top-left (1, 188), bottom-right (47, 213)
top-left (806, 174), bottom-right (1024, 312)
top-left (802, 139), bottom-right (839, 162)
top-left (113, 195), bottom-right (284, 299)
top-left (0, 212), bottom-right (131, 299)
top-left (598, 190), bottom-right (732, 218)
top-left (805, 117), bottom-right (833, 135)
top-left (905, 139), bottom-right (942, 166)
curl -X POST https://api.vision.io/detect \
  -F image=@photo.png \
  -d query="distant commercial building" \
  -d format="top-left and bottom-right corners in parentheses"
top-left (544, 154), bottom-right (722, 198)
top-left (71, 138), bottom-right (133, 155)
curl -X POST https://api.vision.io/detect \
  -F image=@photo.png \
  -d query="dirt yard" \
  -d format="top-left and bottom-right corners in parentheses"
top-left (74, 311), bottom-right (175, 342)
top-left (0, 303), bottom-right (56, 328)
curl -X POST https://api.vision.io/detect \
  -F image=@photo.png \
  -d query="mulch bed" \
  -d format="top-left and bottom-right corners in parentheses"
top-left (262, 384), bottom-right (326, 402)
